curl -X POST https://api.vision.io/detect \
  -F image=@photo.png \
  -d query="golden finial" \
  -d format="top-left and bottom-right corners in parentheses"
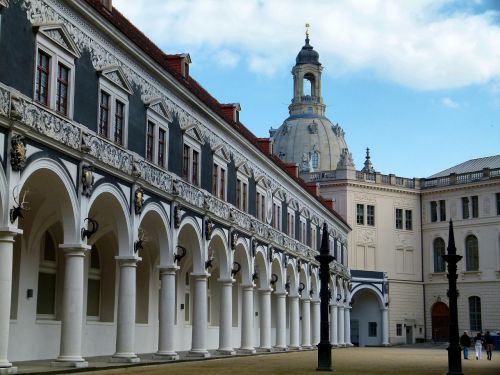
top-left (305, 23), bottom-right (310, 40)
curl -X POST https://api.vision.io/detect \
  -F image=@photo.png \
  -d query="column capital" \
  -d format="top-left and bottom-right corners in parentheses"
top-left (59, 243), bottom-right (91, 257)
top-left (217, 278), bottom-right (235, 285)
top-left (288, 294), bottom-right (300, 299)
top-left (311, 299), bottom-right (321, 305)
top-left (301, 296), bottom-right (311, 302)
top-left (257, 288), bottom-right (272, 295)
top-left (274, 291), bottom-right (287, 297)
top-left (191, 272), bottom-right (210, 279)
top-left (241, 284), bottom-right (255, 290)
top-left (158, 265), bottom-right (179, 274)
top-left (0, 227), bottom-right (22, 242)
top-left (115, 255), bottom-right (141, 266)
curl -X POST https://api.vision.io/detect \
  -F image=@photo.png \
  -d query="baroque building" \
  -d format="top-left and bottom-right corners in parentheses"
top-left (0, 0), bottom-right (352, 372)
top-left (271, 34), bottom-right (500, 347)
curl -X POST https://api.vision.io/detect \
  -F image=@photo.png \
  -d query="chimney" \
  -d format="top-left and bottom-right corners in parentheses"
top-left (323, 197), bottom-right (335, 211)
top-left (165, 53), bottom-right (191, 78)
top-left (256, 138), bottom-right (273, 155)
top-left (220, 103), bottom-right (241, 123)
top-left (306, 182), bottom-right (320, 197)
top-left (100, 0), bottom-right (112, 12)
top-left (284, 163), bottom-right (299, 178)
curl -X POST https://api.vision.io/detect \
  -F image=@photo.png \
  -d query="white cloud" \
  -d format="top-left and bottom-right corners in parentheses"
top-left (113, 0), bottom-right (500, 90)
top-left (213, 49), bottom-right (240, 68)
top-left (441, 97), bottom-right (459, 108)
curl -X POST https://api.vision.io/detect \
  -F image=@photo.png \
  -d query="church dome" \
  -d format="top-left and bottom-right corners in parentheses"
top-left (296, 37), bottom-right (320, 65)
top-left (272, 119), bottom-right (348, 173)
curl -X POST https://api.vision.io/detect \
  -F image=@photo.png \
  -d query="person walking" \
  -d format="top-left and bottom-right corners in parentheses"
top-left (460, 331), bottom-right (471, 360)
top-left (474, 332), bottom-right (484, 360)
top-left (484, 331), bottom-right (493, 361)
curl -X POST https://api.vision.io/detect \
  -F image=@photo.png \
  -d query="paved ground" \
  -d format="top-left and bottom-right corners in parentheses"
top-left (12, 345), bottom-right (500, 375)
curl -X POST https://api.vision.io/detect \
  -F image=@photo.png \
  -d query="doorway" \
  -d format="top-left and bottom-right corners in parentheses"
top-left (351, 319), bottom-right (359, 346)
top-left (405, 326), bottom-right (413, 344)
top-left (431, 302), bottom-right (449, 342)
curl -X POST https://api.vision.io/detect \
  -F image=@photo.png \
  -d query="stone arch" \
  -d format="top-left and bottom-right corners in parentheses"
top-left (286, 262), bottom-right (298, 295)
top-left (271, 257), bottom-right (285, 293)
top-left (233, 238), bottom-right (251, 285)
top-left (254, 246), bottom-right (269, 289)
top-left (138, 202), bottom-right (170, 265)
top-left (351, 284), bottom-right (384, 309)
top-left (299, 265), bottom-right (308, 298)
top-left (177, 216), bottom-right (204, 274)
top-left (310, 271), bottom-right (319, 300)
top-left (88, 183), bottom-right (131, 255)
top-left (208, 228), bottom-right (230, 279)
top-left (18, 158), bottom-right (79, 243)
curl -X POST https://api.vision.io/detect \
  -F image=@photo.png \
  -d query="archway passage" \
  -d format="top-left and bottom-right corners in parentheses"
top-left (431, 302), bottom-right (449, 342)
top-left (350, 287), bottom-right (384, 347)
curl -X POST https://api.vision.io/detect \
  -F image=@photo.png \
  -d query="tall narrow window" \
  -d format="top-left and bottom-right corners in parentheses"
top-left (439, 200), bottom-right (446, 221)
top-left (242, 182), bottom-right (247, 212)
top-left (395, 208), bottom-right (403, 229)
top-left (471, 196), bottom-right (479, 218)
top-left (157, 128), bottom-right (166, 168)
top-left (236, 178), bottom-right (241, 210)
top-left (220, 168), bottom-right (226, 200)
top-left (356, 204), bottom-right (364, 225)
top-left (146, 121), bottom-right (154, 162)
top-left (212, 164), bottom-right (218, 196)
top-left (469, 296), bottom-right (482, 331)
top-left (56, 63), bottom-right (69, 115)
top-left (433, 237), bottom-right (445, 272)
top-left (367, 205), bottom-right (375, 226)
top-left (462, 197), bottom-right (470, 219)
top-left (37, 232), bottom-right (57, 317)
top-left (405, 210), bottom-right (413, 230)
top-left (182, 144), bottom-right (190, 180)
top-left (192, 150), bottom-right (199, 186)
top-left (99, 91), bottom-right (110, 137)
top-left (114, 100), bottom-right (124, 145)
top-left (184, 272), bottom-right (190, 323)
top-left (87, 246), bottom-right (101, 318)
top-left (496, 193), bottom-right (500, 215)
top-left (465, 235), bottom-right (479, 271)
top-left (431, 201), bottom-right (438, 222)
top-left (36, 50), bottom-right (50, 105)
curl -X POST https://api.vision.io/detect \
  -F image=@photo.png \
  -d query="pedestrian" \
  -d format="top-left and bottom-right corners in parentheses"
top-left (484, 331), bottom-right (494, 361)
top-left (460, 331), bottom-right (471, 360)
top-left (474, 332), bottom-right (484, 360)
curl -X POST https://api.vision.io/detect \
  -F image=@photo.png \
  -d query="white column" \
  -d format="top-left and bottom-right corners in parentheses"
top-left (54, 244), bottom-right (91, 367)
top-left (344, 306), bottom-right (352, 346)
top-left (155, 267), bottom-right (178, 360)
top-left (338, 305), bottom-right (345, 346)
top-left (289, 295), bottom-right (300, 349)
top-left (189, 273), bottom-right (210, 357)
top-left (301, 297), bottom-right (311, 348)
top-left (239, 285), bottom-right (255, 353)
top-left (112, 256), bottom-right (140, 363)
top-left (382, 307), bottom-right (390, 346)
top-left (259, 288), bottom-right (272, 351)
top-left (0, 228), bottom-right (21, 374)
top-left (218, 279), bottom-right (235, 355)
top-left (330, 304), bottom-right (338, 346)
top-left (311, 300), bottom-right (320, 346)
top-left (274, 292), bottom-right (287, 350)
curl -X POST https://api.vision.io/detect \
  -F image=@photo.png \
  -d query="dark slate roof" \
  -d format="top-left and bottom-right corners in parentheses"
top-left (296, 38), bottom-right (320, 65)
top-left (428, 155), bottom-right (500, 178)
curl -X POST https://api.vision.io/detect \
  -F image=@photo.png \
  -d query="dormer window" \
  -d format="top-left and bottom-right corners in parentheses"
top-left (97, 66), bottom-right (132, 147)
top-left (33, 24), bottom-right (80, 118)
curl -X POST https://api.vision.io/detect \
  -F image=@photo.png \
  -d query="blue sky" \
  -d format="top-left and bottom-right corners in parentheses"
top-left (114, 0), bottom-right (500, 178)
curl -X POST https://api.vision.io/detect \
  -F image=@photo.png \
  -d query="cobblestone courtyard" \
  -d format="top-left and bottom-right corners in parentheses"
top-left (40, 346), bottom-right (498, 375)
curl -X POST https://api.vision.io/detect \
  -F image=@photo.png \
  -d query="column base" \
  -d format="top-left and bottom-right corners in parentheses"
top-left (153, 352), bottom-right (179, 361)
top-left (301, 345), bottom-right (313, 350)
top-left (217, 349), bottom-right (235, 356)
top-left (0, 367), bottom-right (17, 375)
top-left (288, 345), bottom-right (301, 350)
top-left (110, 354), bottom-right (140, 363)
top-left (51, 360), bottom-right (88, 368)
top-left (382, 343), bottom-right (391, 347)
top-left (188, 350), bottom-right (210, 358)
top-left (273, 345), bottom-right (288, 351)
top-left (237, 348), bottom-right (256, 354)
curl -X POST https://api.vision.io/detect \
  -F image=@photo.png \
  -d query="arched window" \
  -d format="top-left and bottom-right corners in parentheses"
top-left (36, 231), bottom-right (57, 318)
top-left (311, 151), bottom-right (320, 170)
top-left (87, 245), bottom-right (101, 319)
top-left (433, 238), bottom-right (445, 273)
top-left (303, 77), bottom-right (312, 96)
top-left (469, 296), bottom-right (482, 331)
top-left (465, 235), bottom-right (479, 271)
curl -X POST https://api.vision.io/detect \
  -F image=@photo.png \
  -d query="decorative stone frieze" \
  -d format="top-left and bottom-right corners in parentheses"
top-left (82, 132), bottom-right (133, 174)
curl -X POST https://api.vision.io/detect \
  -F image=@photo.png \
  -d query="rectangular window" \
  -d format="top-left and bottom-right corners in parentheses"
top-left (367, 205), bottom-right (375, 226)
top-left (439, 200), bottom-right (446, 221)
top-left (395, 208), bottom-right (403, 229)
top-left (86, 278), bottom-right (100, 317)
top-left (99, 91), bottom-right (110, 137)
top-left (368, 322), bottom-right (377, 337)
top-left (242, 182), bottom-right (247, 212)
top-left (469, 296), bottom-right (482, 331)
top-left (146, 121), bottom-right (154, 162)
top-left (182, 144), bottom-right (189, 180)
top-left (405, 210), bottom-right (413, 230)
top-left (36, 50), bottom-right (50, 105)
top-left (56, 63), bottom-right (69, 115)
top-left (220, 168), bottom-right (226, 200)
top-left (396, 324), bottom-right (402, 336)
top-left (496, 193), bottom-right (500, 215)
top-left (431, 201), bottom-right (437, 222)
top-left (356, 204), bottom-right (364, 225)
top-left (212, 163), bottom-right (218, 196)
top-left (236, 178), bottom-right (241, 210)
top-left (462, 197), bottom-right (469, 219)
top-left (192, 150), bottom-right (199, 186)
top-left (471, 196), bottom-right (478, 218)
top-left (158, 128), bottom-right (166, 168)
top-left (114, 100), bottom-right (124, 145)
top-left (36, 272), bottom-right (56, 315)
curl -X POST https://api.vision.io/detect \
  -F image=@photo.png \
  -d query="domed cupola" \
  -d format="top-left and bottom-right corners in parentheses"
top-left (271, 25), bottom-right (350, 174)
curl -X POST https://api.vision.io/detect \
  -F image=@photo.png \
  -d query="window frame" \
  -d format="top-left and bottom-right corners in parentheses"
top-left (367, 204), bottom-right (375, 226)
top-left (439, 200), bottom-right (446, 221)
top-left (300, 216), bottom-right (307, 244)
top-left (356, 203), bottom-right (365, 225)
top-left (395, 208), bottom-right (403, 230)
top-left (212, 154), bottom-right (228, 201)
top-left (405, 209), bottom-right (413, 231)
top-left (144, 111), bottom-right (169, 168)
top-left (272, 197), bottom-right (282, 231)
top-left (287, 211), bottom-right (296, 239)
top-left (468, 296), bottom-right (482, 331)
top-left (182, 136), bottom-right (202, 187)
top-left (465, 234), bottom-right (479, 271)
top-left (235, 172), bottom-right (249, 212)
top-left (433, 237), bottom-right (446, 273)
top-left (430, 201), bottom-right (438, 222)
top-left (33, 34), bottom-right (76, 118)
top-left (471, 196), bottom-right (479, 218)
top-left (87, 246), bottom-right (102, 320)
top-left (36, 231), bottom-right (58, 320)
top-left (97, 78), bottom-right (129, 147)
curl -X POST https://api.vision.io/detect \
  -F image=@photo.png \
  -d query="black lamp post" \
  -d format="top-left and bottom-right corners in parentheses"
top-left (442, 220), bottom-right (463, 375)
top-left (315, 223), bottom-right (334, 371)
